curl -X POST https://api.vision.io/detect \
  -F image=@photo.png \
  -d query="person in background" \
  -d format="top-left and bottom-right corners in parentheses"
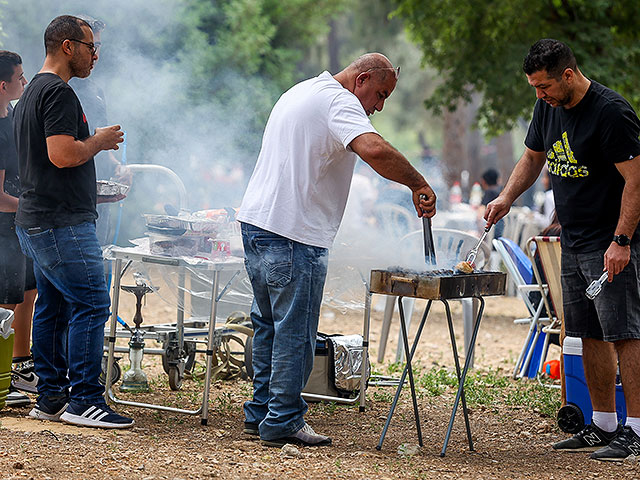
top-left (237, 53), bottom-right (436, 447)
top-left (539, 168), bottom-right (555, 225)
top-left (480, 168), bottom-right (504, 238)
top-left (13, 15), bottom-right (132, 428)
top-left (485, 38), bottom-right (640, 462)
top-left (0, 50), bottom-right (36, 408)
top-left (69, 14), bottom-right (130, 246)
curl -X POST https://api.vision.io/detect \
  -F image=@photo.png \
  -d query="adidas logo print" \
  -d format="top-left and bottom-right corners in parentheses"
top-left (80, 406), bottom-right (110, 422)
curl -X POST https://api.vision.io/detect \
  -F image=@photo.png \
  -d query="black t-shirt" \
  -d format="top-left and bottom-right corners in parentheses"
top-left (525, 80), bottom-right (640, 252)
top-left (482, 186), bottom-right (501, 205)
top-left (0, 105), bottom-right (20, 197)
top-left (14, 73), bottom-right (97, 228)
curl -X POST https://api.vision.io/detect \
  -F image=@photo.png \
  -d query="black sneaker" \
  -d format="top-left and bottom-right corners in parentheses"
top-left (243, 422), bottom-right (259, 436)
top-left (261, 423), bottom-right (332, 447)
top-left (60, 402), bottom-right (134, 429)
top-left (552, 423), bottom-right (622, 452)
top-left (11, 357), bottom-right (38, 394)
top-left (29, 395), bottom-right (68, 422)
top-left (591, 426), bottom-right (640, 462)
top-left (6, 387), bottom-right (30, 408)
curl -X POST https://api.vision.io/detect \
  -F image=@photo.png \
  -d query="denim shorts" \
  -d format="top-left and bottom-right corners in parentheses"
top-left (0, 213), bottom-right (36, 304)
top-left (562, 243), bottom-right (640, 341)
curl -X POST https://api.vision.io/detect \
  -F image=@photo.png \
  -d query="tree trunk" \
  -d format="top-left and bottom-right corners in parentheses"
top-left (495, 131), bottom-right (514, 186)
top-left (442, 102), bottom-right (468, 188)
top-left (327, 19), bottom-right (340, 73)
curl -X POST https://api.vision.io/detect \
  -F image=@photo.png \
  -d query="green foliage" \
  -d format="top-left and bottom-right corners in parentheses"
top-left (180, 0), bottom-right (346, 92)
top-left (393, 0), bottom-right (640, 135)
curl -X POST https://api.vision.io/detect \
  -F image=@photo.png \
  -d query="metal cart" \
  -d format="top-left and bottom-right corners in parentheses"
top-left (104, 247), bottom-right (245, 425)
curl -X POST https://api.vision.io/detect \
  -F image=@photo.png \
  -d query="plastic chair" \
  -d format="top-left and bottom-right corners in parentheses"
top-left (377, 228), bottom-right (491, 364)
top-left (372, 203), bottom-right (418, 239)
top-left (492, 237), bottom-right (555, 379)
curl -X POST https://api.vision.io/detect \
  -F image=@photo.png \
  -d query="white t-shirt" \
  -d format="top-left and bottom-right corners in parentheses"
top-left (237, 71), bottom-right (378, 248)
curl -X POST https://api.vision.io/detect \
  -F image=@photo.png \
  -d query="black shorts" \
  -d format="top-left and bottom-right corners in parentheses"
top-left (562, 243), bottom-right (640, 342)
top-left (0, 213), bottom-right (36, 304)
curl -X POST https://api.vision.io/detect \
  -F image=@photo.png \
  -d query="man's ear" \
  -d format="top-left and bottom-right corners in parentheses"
top-left (61, 39), bottom-right (73, 56)
top-left (355, 72), bottom-right (370, 87)
top-left (0, 81), bottom-right (6, 92)
top-left (563, 68), bottom-right (574, 83)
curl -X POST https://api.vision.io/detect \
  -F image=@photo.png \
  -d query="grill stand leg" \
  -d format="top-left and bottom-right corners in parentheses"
top-left (441, 299), bottom-right (473, 454)
top-left (376, 298), bottom-right (432, 450)
top-left (359, 287), bottom-right (372, 412)
top-left (440, 296), bottom-right (485, 456)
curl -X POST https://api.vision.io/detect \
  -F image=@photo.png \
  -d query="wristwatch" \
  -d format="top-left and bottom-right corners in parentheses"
top-left (613, 234), bottom-right (631, 246)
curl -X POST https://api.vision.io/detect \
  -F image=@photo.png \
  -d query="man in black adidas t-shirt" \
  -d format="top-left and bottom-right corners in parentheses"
top-left (13, 15), bottom-right (133, 429)
top-left (485, 39), bottom-right (640, 462)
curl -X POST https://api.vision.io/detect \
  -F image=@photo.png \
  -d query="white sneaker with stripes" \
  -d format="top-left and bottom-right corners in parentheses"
top-left (60, 402), bottom-right (134, 429)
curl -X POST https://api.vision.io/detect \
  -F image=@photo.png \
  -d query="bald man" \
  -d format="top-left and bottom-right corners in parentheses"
top-left (237, 53), bottom-right (436, 447)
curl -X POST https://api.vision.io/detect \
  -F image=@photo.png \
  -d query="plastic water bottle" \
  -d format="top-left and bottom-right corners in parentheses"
top-left (449, 181), bottom-right (462, 204)
top-left (469, 182), bottom-right (483, 207)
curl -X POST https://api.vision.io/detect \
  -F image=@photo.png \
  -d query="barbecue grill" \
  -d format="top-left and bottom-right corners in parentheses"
top-left (366, 266), bottom-right (506, 456)
top-left (370, 268), bottom-right (506, 299)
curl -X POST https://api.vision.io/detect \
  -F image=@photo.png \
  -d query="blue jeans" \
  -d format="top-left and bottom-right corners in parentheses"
top-left (16, 222), bottom-right (110, 405)
top-left (241, 223), bottom-right (329, 440)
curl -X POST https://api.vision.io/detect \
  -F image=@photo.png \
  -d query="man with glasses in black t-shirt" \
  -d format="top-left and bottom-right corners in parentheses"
top-left (485, 39), bottom-right (640, 462)
top-left (13, 15), bottom-right (133, 429)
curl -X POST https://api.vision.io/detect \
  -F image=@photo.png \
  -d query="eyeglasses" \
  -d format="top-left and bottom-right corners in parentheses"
top-left (66, 39), bottom-right (97, 56)
top-left (365, 66), bottom-right (401, 80)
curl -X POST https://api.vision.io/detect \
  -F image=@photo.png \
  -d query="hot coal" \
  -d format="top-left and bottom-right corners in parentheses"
top-left (385, 266), bottom-right (481, 276)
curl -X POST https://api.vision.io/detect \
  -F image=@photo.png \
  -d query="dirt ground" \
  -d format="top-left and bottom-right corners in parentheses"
top-left (1, 290), bottom-right (638, 480)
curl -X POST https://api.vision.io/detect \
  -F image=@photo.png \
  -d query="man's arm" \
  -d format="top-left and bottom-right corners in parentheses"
top-left (349, 132), bottom-right (436, 217)
top-left (604, 155), bottom-right (640, 280)
top-left (484, 147), bottom-right (546, 226)
top-left (46, 125), bottom-right (123, 168)
top-left (0, 170), bottom-right (18, 212)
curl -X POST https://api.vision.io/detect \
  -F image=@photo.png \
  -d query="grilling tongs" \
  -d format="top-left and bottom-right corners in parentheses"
top-left (465, 225), bottom-right (491, 267)
top-left (585, 271), bottom-right (609, 300)
top-left (420, 194), bottom-right (436, 265)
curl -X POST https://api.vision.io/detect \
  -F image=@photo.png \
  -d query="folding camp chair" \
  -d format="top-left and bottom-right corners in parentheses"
top-left (526, 236), bottom-right (565, 403)
top-left (492, 237), bottom-right (555, 379)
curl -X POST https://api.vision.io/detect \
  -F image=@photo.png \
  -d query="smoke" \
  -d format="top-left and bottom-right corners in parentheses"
top-left (0, 0), bottom-right (277, 232)
top-left (1, 1), bottom-right (470, 313)
top-left (324, 159), bottom-right (460, 312)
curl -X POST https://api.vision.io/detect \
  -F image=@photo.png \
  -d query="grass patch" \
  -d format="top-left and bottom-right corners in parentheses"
top-left (374, 365), bottom-right (561, 419)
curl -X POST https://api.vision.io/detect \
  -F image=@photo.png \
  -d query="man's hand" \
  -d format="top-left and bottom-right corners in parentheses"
top-left (413, 186), bottom-right (436, 218)
top-left (114, 164), bottom-right (133, 185)
top-left (97, 193), bottom-right (127, 204)
top-left (604, 243), bottom-right (630, 282)
top-left (94, 125), bottom-right (124, 151)
top-left (484, 194), bottom-right (512, 229)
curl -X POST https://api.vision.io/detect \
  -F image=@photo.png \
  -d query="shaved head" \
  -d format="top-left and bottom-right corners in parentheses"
top-left (349, 53), bottom-right (396, 81)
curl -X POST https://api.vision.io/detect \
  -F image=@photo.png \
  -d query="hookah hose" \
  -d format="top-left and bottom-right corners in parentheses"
top-left (110, 130), bottom-right (127, 247)
top-left (188, 311), bottom-right (253, 381)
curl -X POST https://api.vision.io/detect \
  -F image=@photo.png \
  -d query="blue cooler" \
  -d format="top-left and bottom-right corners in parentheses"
top-left (557, 336), bottom-right (627, 433)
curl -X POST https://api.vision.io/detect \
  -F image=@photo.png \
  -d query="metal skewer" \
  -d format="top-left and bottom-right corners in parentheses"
top-left (585, 271), bottom-right (609, 300)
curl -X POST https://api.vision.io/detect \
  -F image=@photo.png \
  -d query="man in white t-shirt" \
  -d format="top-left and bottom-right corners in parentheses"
top-left (237, 53), bottom-right (436, 447)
